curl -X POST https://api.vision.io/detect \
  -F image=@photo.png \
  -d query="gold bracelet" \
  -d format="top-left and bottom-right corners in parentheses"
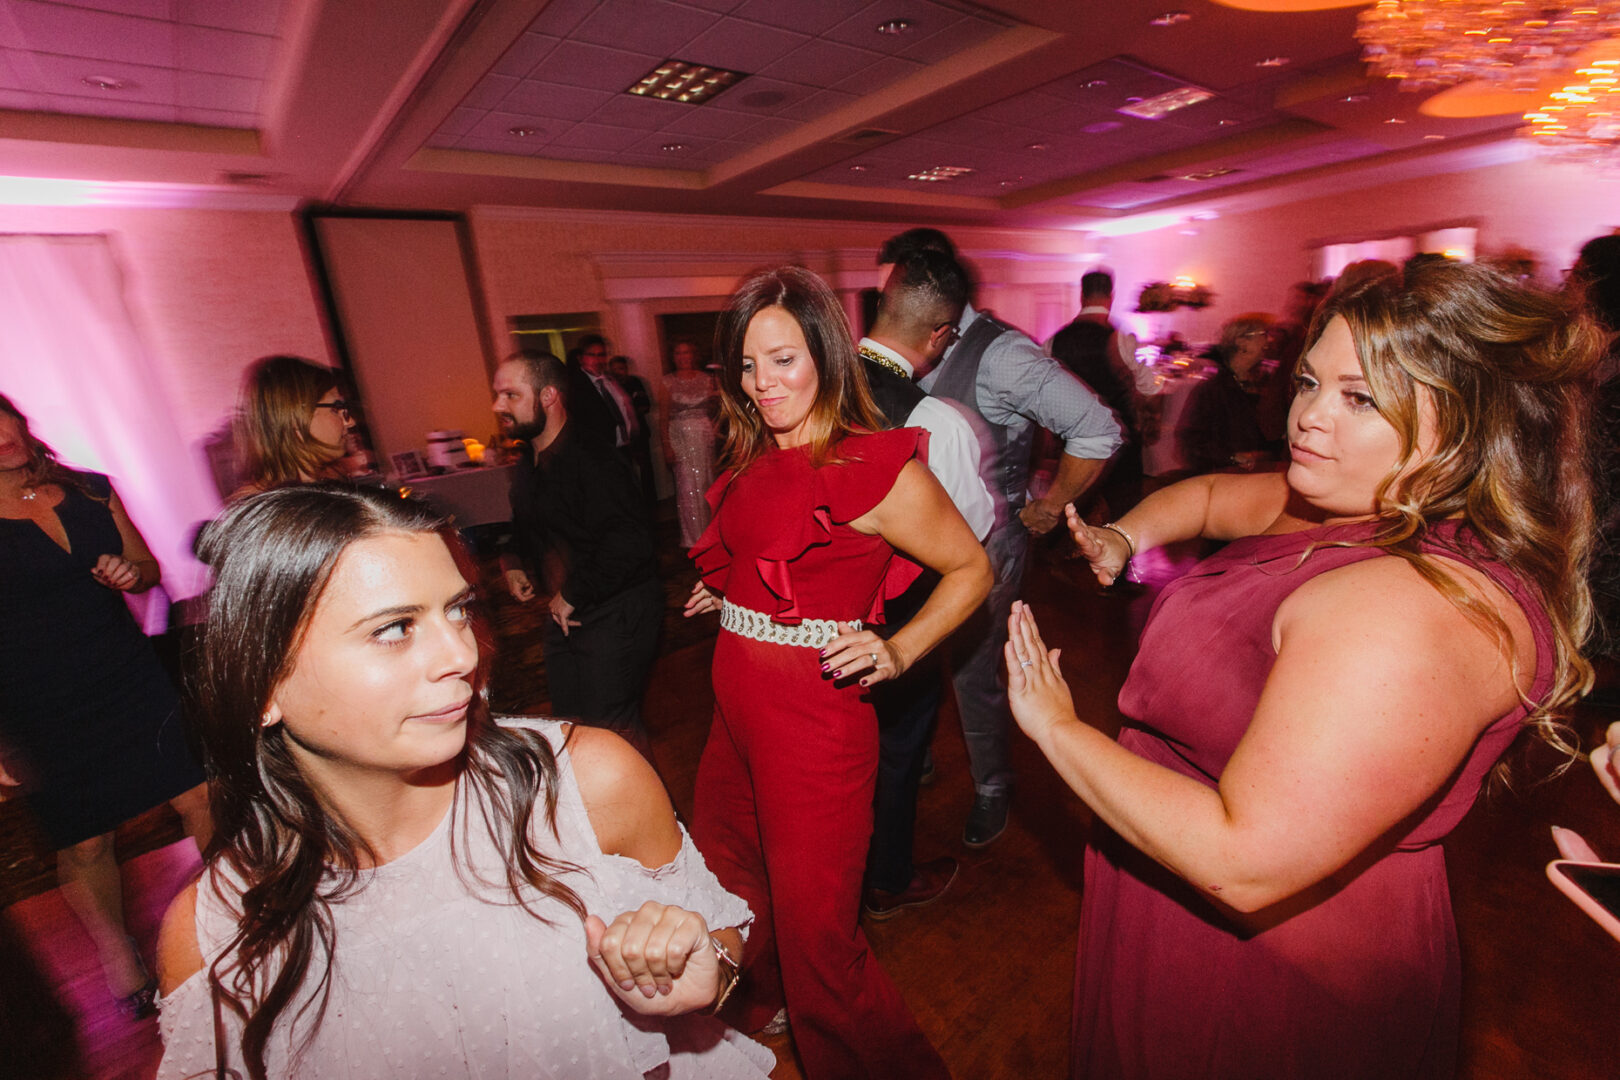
top-left (1100, 522), bottom-right (1137, 559)
top-left (709, 934), bottom-right (741, 1015)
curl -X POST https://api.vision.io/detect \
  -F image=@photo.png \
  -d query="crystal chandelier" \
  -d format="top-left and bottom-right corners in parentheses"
top-left (1521, 57), bottom-right (1620, 161)
top-left (1356, 1), bottom-right (1620, 91)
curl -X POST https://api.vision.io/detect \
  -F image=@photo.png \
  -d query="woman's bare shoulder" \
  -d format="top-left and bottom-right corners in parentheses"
top-left (157, 880), bottom-right (203, 996)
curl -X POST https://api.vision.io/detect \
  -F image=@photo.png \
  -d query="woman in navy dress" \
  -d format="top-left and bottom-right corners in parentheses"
top-left (0, 394), bottom-right (209, 1018)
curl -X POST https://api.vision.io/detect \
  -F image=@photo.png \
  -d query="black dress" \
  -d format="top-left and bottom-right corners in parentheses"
top-left (0, 472), bottom-right (203, 849)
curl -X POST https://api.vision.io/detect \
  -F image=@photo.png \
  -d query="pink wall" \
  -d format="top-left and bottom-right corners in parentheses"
top-left (1095, 155), bottom-right (1620, 344)
top-left (0, 205), bottom-right (331, 449)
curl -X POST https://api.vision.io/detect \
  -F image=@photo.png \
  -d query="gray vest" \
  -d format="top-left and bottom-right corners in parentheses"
top-left (928, 312), bottom-right (1033, 518)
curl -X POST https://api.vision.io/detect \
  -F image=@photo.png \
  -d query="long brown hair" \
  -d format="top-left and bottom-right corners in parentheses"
top-left (0, 393), bottom-right (96, 498)
top-left (1305, 260), bottom-right (1602, 756)
top-left (713, 265), bottom-right (883, 471)
top-left (234, 356), bottom-right (346, 493)
top-left (192, 485), bottom-right (584, 1079)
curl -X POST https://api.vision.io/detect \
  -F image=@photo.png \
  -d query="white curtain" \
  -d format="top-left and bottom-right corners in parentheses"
top-left (0, 234), bottom-right (221, 620)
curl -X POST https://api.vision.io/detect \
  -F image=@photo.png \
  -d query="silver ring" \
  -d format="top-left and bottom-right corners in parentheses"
top-left (1019, 659), bottom-right (1033, 668)
top-left (869, 652), bottom-right (880, 665)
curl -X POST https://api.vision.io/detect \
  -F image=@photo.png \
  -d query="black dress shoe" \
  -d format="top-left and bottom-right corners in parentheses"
top-left (862, 857), bottom-right (959, 921)
top-left (962, 791), bottom-right (1010, 849)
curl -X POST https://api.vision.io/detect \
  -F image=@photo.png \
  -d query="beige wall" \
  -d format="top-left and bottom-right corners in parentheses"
top-left (1096, 155), bottom-right (1620, 344)
top-left (0, 204), bottom-right (331, 448)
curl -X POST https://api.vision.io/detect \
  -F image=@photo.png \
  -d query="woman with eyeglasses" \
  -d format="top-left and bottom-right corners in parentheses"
top-left (232, 355), bottom-right (357, 497)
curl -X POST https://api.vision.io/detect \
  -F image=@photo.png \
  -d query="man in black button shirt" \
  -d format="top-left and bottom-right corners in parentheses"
top-left (492, 349), bottom-right (661, 743)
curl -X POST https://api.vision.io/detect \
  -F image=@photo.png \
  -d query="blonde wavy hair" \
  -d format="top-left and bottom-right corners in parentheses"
top-left (1307, 260), bottom-right (1602, 764)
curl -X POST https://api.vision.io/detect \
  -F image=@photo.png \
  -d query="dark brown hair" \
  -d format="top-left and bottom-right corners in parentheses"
top-left (0, 393), bottom-right (96, 497)
top-left (713, 265), bottom-right (883, 471)
top-left (192, 484), bottom-right (583, 1079)
top-left (1305, 259), bottom-right (1602, 754)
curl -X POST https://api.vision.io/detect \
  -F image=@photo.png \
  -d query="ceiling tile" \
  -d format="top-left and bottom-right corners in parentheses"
top-left (571, 0), bottom-right (714, 56)
top-left (539, 40), bottom-right (664, 93)
top-left (658, 104), bottom-right (759, 138)
top-left (499, 79), bottom-right (614, 121)
top-left (900, 15), bottom-right (1002, 65)
top-left (625, 130), bottom-right (715, 155)
top-left (669, 0), bottom-right (745, 12)
top-left (437, 106), bottom-right (484, 137)
top-left (773, 86), bottom-right (855, 121)
top-left (822, 0), bottom-right (963, 53)
top-left (24, 53), bottom-right (176, 105)
top-left (548, 119), bottom-right (648, 150)
top-left (706, 75), bottom-right (816, 115)
top-left (174, 0), bottom-right (282, 36)
top-left (175, 25), bottom-right (276, 79)
top-left (175, 69), bottom-right (259, 112)
top-left (461, 73), bottom-right (519, 111)
top-left (532, 142), bottom-right (623, 163)
top-left (468, 110), bottom-right (563, 142)
top-left (527, 0), bottom-right (602, 38)
top-left (761, 38), bottom-right (880, 89)
top-left (586, 92), bottom-right (694, 130)
top-left (39, 92), bottom-right (177, 123)
top-left (681, 17), bottom-right (807, 72)
top-left (8, 1), bottom-right (178, 69)
top-left (58, 0), bottom-right (172, 18)
top-left (175, 105), bottom-right (258, 129)
top-left (492, 33), bottom-right (561, 80)
top-left (0, 87), bottom-right (45, 110)
top-left (732, 113), bottom-right (796, 141)
top-left (0, 49), bottom-right (24, 89)
top-left (457, 133), bottom-right (544, 157)
top-left (829, 53), bottom-right (922, 94)
top-left (729, 0), bottom-right (868, 37)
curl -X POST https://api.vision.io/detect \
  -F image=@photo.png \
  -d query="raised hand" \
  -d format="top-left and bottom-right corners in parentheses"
top-left (585, 902), bottom-right (723, 1016)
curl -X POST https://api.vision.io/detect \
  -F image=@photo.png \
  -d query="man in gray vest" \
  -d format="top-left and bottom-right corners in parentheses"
top-left (858, 251), bottom-right (993, 917)
top-left (878, 228), bottom-right (1122, 848)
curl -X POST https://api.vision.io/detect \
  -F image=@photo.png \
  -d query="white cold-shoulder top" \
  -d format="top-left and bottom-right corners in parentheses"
top-left (156, 719), bottom-right (772, 1079)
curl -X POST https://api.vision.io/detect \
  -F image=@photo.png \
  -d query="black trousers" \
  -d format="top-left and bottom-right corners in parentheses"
top-left (542, 576), bottom-right (662, 732)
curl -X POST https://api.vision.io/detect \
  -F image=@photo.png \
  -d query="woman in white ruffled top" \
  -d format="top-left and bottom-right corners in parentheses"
top-left (661, 339), bottom-right (719, 549)
top-left (154, 484), bottom-right (771, 1080)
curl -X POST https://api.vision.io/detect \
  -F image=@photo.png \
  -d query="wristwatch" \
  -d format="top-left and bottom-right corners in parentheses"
top-left (709, 934), bottom-right (742, 1014)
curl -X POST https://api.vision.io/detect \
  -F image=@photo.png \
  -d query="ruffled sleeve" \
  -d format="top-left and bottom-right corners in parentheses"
top-left (759, 428), bottom-right (929, 625)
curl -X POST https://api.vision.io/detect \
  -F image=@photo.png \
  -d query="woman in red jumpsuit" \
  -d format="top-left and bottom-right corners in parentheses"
top-left (685, 266), bottom-right (990, 1079)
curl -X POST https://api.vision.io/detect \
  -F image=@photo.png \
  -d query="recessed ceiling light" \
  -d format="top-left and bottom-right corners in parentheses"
top-left (1150, 11), bottom-right (1192, 26)
top-left (1082, 79), bottom-right (1109, 88)
top-left (1385, 117), bottom-right (1407, 124)
top-left (1256, 57), bottom-right (1290, 68)
top-left (661, 142), bottom-right (687, 151)
top-left (507, 126), bottom-right (538, 137)
top-left (1027, 142), bottom-right (1049, 151)
top-left (1083, 120), bottom-right (1123, 134)
top-left (1217, 118), bottom-right (1239, 126)
top-left (999, 177), bottom-right (1026, 186)
top-left (876, 19), bottom-right (913, 35)
top-left (627, 59), bottom-right (747, 105)
top-left (907, 165), bottom-right (974, 182)
top-left (1342, 94), bottom-right (1371, 103)
top-left (82, 75), bottom-right (129, 91)
top-left (1423, 133), bottom-right (1447, 140)
top-left (1176, 167), bottom-right (1241, 181)
top-left (849, 164), bottom-right (870, 172)
top-left (1118, 86), bottom-right (1215, 120)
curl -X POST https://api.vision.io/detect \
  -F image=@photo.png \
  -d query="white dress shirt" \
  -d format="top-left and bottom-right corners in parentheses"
top-left (860, 337), bottom-right (995, 541)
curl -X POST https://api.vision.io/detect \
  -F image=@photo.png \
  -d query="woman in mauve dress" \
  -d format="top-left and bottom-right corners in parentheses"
top-left (1006, 260), bottom-right (1599, 1079)
top-left (661, 338), bottom-right (718, 549)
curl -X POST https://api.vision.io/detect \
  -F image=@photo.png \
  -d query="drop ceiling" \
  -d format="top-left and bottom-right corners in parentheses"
top-left (0, 0), bottom-right (1534, 225)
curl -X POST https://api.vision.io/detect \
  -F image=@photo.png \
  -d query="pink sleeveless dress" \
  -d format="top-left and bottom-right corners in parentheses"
top-left (1073, 521), bottom-right (1554, 1079)
top-left (157, 719), bottom-right (773, 1079)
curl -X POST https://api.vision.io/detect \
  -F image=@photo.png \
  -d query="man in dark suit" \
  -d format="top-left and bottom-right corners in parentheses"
top-left (609, 353), bottom-right (658, 507)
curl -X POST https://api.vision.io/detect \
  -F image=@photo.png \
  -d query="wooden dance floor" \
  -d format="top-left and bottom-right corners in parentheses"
top-left (2, 533), bottom-right (1617, 1079)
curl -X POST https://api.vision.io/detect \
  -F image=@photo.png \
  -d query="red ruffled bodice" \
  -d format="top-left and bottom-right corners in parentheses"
top-left (689, 428), bottom-right (928, 626)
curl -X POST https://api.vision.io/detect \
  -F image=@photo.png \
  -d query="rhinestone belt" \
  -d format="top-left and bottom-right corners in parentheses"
top-left (720, 600), bottom-right (859, 649)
